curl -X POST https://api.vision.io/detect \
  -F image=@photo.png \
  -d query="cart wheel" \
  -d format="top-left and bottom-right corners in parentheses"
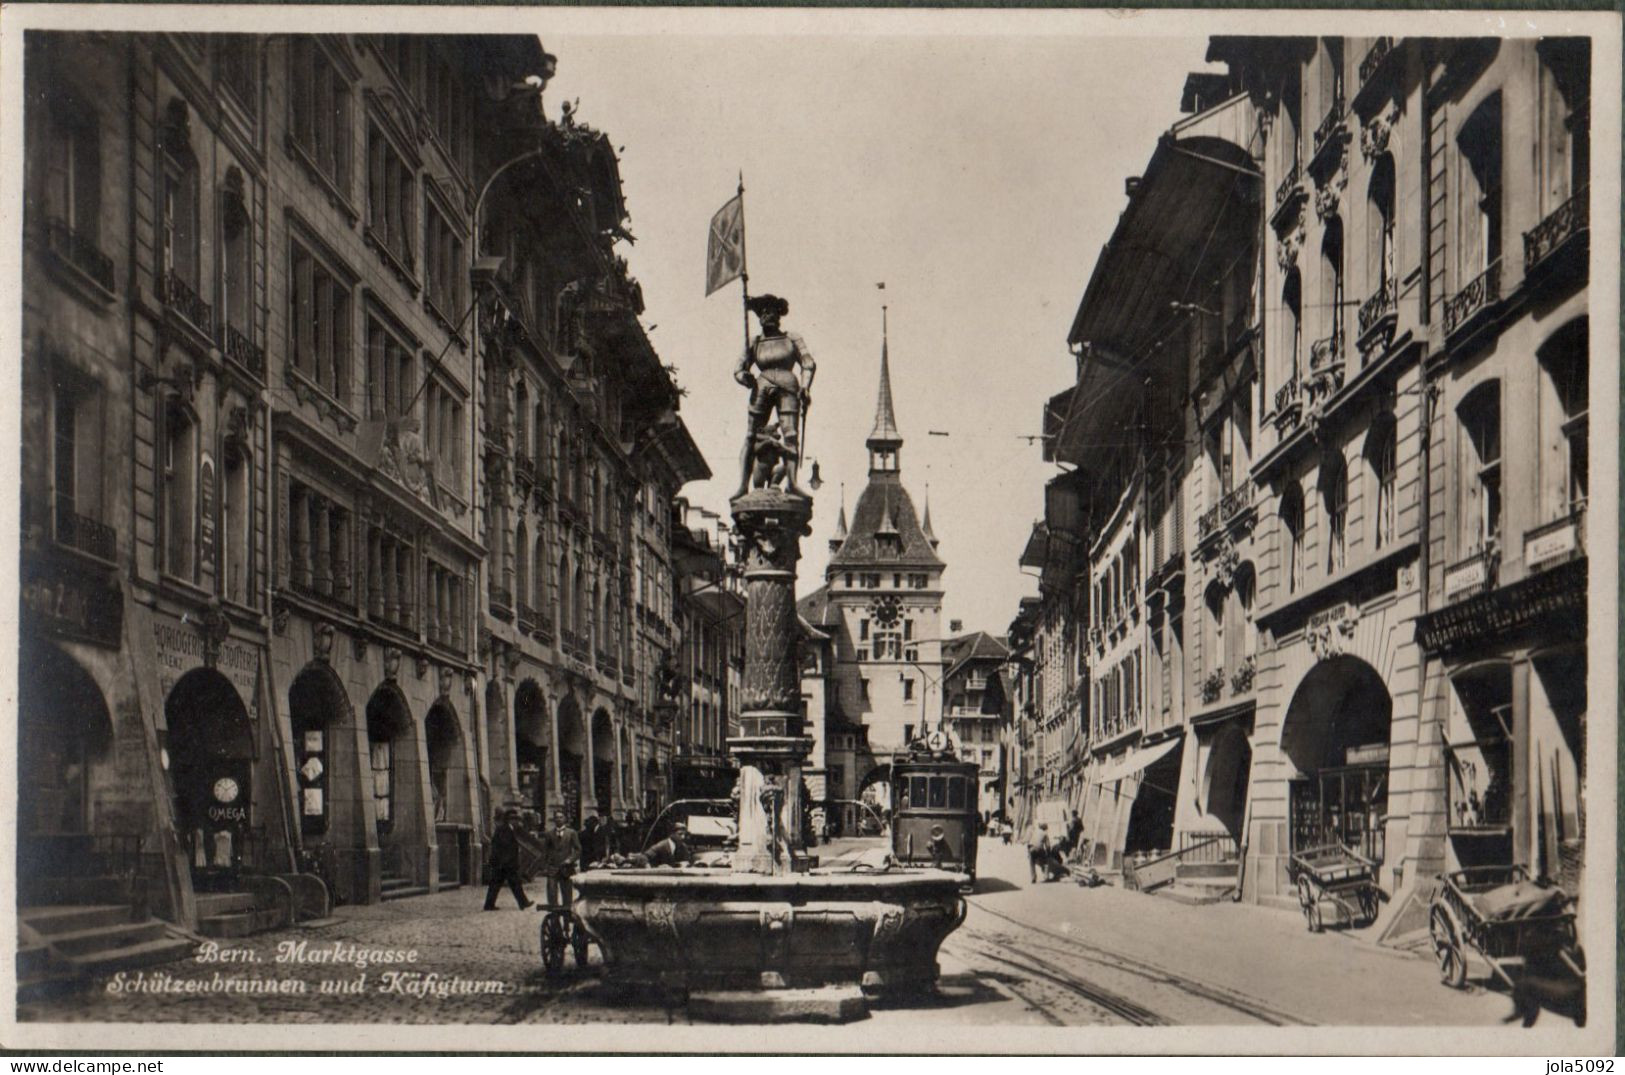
top-left (570, 916), bottom-right (591, 969)
top-left (1297, 878), bottom-right (1320, 933)
top-left (1358, 887), bottom-right (1379, 923)
top-left (541, 913), bottom-right (567, 975)
top-left (1430, 910), bottom-right (1466, 989)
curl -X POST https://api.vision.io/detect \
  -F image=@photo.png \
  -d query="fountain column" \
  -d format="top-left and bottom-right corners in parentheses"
top-left (728, 488), bottom-right (813, 876)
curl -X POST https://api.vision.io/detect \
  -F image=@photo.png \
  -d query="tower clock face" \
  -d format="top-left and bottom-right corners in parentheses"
top-left (870, 595), bottom-right (901, 628)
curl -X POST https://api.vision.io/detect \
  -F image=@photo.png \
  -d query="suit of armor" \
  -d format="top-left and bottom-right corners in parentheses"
top-left (733, 319), bottom-right (815, 496)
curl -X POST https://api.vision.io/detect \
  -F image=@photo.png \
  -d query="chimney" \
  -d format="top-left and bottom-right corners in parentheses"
top-left (950, 619), bottom-right (964, 634)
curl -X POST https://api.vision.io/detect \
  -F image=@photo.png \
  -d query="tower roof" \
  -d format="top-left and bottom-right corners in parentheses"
top-left (921, 487), bottom-right (937, 546)
top-left (867, 318), bottom-right (902, 449)
top-left (827, 478), bottom-right (944, 570)
top-left (833, 499), bottom-right (849, 540)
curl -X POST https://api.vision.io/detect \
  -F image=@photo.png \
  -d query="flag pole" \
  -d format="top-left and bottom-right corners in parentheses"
top-left (737, 172), bottom-right (750, 358)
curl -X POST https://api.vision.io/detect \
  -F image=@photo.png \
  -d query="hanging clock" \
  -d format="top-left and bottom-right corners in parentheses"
top-left (869, 595), bottom-right (901, 628)
top-left (213, 776), bottom-right (241, 804)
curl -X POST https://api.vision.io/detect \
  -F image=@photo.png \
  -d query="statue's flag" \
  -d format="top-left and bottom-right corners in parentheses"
top-left (705, 193), bottom-right (746, 296)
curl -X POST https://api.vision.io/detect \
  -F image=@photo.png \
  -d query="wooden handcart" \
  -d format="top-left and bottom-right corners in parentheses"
top-left (538, 902), bottom-right (593, 976)
top-left (1428, 865), bottom-right (1584, 1023)
top-left (1286, 842), bottom-right (1380, 932)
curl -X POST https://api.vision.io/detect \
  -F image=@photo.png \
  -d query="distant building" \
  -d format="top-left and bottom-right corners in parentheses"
top-left (941, 632), bottom-right (1013, 819)
top-left (803, 324), bottom-right (946, 810)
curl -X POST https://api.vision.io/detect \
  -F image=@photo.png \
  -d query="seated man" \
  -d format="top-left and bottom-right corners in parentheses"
top-left (644, 823), bottom-right (692, 867)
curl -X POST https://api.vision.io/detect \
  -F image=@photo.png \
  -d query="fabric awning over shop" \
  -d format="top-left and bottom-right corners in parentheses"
top-left (1092, 736), bottom-right (1182, 785)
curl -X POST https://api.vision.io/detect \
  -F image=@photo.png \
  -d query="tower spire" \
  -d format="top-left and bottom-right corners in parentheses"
top-left (922, 484), bottom-right (938, 547)
top-left (829, 484), bottom-right (849, 554)
top-left (867, 304), bottom-right (902, 473)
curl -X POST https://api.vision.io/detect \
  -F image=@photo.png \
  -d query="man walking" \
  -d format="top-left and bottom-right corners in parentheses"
top-left (540, 808), bottom-right (582, 911)
top-left (483, 809), bottom-right (532, 911)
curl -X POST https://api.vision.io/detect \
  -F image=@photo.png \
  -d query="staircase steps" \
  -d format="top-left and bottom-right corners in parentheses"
top-left (380, 875), bottom-right (430, 902)
top-left (1157, 881), bottom-right (1236, 906)
top-left (16, 904), bottom-right (195, 995)
top-left (1176, 860), bottom-right (1242, 881)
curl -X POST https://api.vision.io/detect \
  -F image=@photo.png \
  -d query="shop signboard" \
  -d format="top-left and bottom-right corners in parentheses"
top-left (198, 453), bottom-right (217, 579)
top-left (152, 612), bottom-right (261, 724)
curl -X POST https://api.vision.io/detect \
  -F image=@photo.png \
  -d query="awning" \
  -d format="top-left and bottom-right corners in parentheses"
top-left (1092, 736), bottom-right (1182, 785)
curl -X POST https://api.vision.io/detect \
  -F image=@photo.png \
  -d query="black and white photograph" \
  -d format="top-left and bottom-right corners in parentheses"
top-left (0, 4), bottom-right (1616, 1055)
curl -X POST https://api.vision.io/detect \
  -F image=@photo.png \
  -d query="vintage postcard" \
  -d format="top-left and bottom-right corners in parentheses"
top-left (0, 3), bottom-right (1616, 1055)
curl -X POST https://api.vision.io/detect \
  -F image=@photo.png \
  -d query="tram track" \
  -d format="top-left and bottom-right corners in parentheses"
top-left (957, 897), bottom-right (1313, 1027)
top-left (948, 933), bottom-right (1167, 1026)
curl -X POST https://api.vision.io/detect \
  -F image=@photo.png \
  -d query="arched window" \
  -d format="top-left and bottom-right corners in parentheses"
top-left (515, 382), bottom-right (530, 461)
top-left (1537, 40), bottom-right (1589, 214)
top-left (557, 552), bottom-right (571, 633)
top-left (533, 530), bottom-right (548, 612)
top-left (1539, 321), bottom-right (1588, 518)
top-left (1321, 451), bottom-right (1348, 573)
top-left (1203, 580), bottom-right (1226, 682)
top-left (1366, 153), bottom-right (1396, 309)
top-left (1319, 216), bottom-right (1345, 364)
top-left (163, 402), bottom-right (198, 581)
top-left (1282, 267), bottom-right (1303, 385)
top-left (1455, 94), bottom-right (1503, 287)
top-left (1281, 482), bottom-right (1306, 596)
top-left (1457, 381), bottom-right (1502, 555)
top-left (1365, 414), bottom-right (1398, 550)
top-left (573, 564), bottom-right (587, 643)
top-left (1233, 563), bottom-right (1258, 665)
top-left (159, 109), bottom-right (200, 295)
top-left (514, 520), bottom-right (529, 613)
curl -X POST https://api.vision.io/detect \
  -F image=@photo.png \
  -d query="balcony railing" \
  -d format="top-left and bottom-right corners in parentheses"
top-left (223, 323), bottom-right (265, 377)
top-left (488, 584), bottom-right (514, 621)
top-left (517, 602), bottom-right (538, 632)
top-left (1357, 279), bottom-right (1398, 353)
top-left (513, 454), bottom-right (535, 487)
top-left (42, 216), bottom-right (115, 291)
top-left (1443, 261), bottom-right (1501, 336)
top-left (1307, 333), bottom-right (1345, 401)
top-left (162, 269), bottom-right (213, 333)
top-left (1273, 375), bottom-right (1303, 428)
top-left (55, 504), bottom-right (117, 563)
top-left (1312, 93), bottom-right (1346, 160)
top-left (1358, 37), bottom-right (1396, 92)
top-left (1274, 159), bottom-right (1303, 213)
top-left (1523, 188), bottom-right (1588, 273)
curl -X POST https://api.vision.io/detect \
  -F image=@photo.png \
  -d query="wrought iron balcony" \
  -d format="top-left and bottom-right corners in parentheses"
top-left (55, 504), bottom-right (117, 563)
top-left (162, 269), bottom-right (213, 333)
top-left (1357, 279), bottom-right (1398, 353)
top-left (223, 323), bottom-right (265, 377)
top-left (42, 216), bottom-right (115, 291)
top-left (1312, 93), bottom-right (1346, 160)
top-left (1523, 188), bottom-right (1588, 275)
top-left (1359, 37), bottom-right (1395, 88)
top-left (1275, 159), bottom-right (1302, 209)
top-left (1443, 261), bottom-right (1501, 336)
top-left (1273, 375), bottom-right (1303, 427)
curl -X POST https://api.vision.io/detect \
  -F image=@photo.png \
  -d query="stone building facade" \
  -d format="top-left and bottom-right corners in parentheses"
top-left (18, 32), bottom-right (713, 934)
top-left (1011, 34), bottom-right (1589, 920)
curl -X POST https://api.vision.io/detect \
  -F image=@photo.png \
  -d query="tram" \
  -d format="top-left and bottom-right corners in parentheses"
top-left (889, 731), bottom-right (979, 885)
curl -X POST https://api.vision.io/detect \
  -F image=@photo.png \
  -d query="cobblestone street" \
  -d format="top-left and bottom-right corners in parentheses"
top-left (21, 842), bottom-right (1525, 1028)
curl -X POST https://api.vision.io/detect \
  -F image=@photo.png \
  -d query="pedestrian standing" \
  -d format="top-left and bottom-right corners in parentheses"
top-left (580, 813), bottom-right (604, 867)
top-left (1065, 810), bottom-right (1084, 863)
top-left (539, 808), bottom-right (581, 910)
top-left (1027, 823), bottom-right (1053, 885)
top-left (483, 809), bottom-right (532, 911)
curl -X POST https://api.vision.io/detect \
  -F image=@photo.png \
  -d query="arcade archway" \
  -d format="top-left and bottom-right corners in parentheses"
top-left (1280, 656), bottom-right (1393, 863)
top-left (364, 685), bottom-right (420, 859)
top-left (513, 680), bottom-right (549, 818)
top-left (1202, 721), bottom-right (1253, 843)
top-left (556, 694), bottom-right (585, 826)
top-left (591, 708), bottom-right (615, 818)
top-left (288, 664), bottom-right (351, 839)
top-left (425, 702), bottom-right (468, 825)
top-left (18, 638), bottom-right (113, 891)
top-left (165, 668), bottom-right (255, 883)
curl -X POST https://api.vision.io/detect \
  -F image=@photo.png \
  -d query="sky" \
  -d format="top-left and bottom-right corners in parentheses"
top-left (542, 22), bottom-right (1214, 636)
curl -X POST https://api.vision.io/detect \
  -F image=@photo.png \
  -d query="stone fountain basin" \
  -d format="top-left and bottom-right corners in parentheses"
top-left (574, 867), bottom-right (967, 994)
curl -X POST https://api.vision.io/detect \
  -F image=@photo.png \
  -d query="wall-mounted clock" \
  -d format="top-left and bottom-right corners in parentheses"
top-left (213, 776), bottom-right (241, 804)
top-left (869, 594), bottom-right (901, 628)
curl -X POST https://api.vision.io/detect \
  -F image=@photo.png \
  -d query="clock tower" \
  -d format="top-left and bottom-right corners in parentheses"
top-left (818, 313), bottom-right (946, 779)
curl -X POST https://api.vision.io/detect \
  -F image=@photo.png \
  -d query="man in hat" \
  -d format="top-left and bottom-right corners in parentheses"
top-left (733, 294), bottom-right (816, 497)
top-left (483, 808), bottom-right (532, 911)
top-left (539, 807), bottom-right (582, 910)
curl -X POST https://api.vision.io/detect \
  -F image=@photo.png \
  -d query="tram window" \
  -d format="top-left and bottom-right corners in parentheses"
top-left (928, 776), bottom-right (947, 808)
top-left (910, 776), bottom-right (927, 808)
top-left (948, 777), bottom-right (966, 810)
